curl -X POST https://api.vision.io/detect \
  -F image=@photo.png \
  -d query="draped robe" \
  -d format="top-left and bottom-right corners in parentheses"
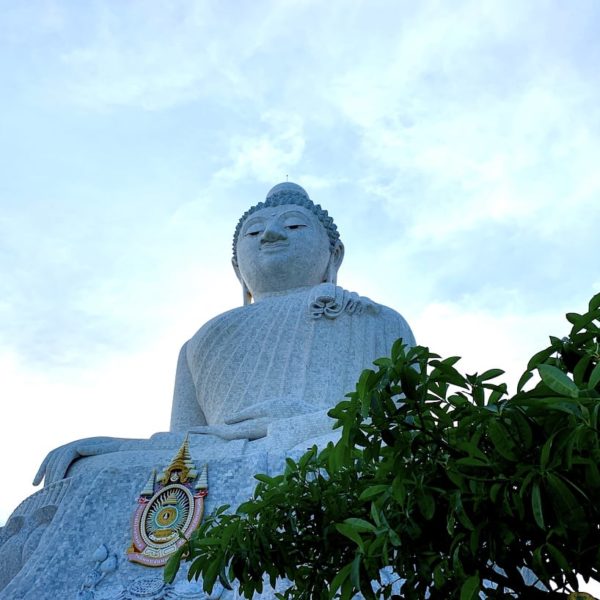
top-left (170, 283), bottom-right (415, 443)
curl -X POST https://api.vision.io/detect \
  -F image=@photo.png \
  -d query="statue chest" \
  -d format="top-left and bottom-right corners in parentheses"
top-left (185, 298), bottom-right (370, 425)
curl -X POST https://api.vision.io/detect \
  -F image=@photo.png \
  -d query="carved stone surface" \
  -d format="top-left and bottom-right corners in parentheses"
top-left (0, 183), bottom-right (415, 598)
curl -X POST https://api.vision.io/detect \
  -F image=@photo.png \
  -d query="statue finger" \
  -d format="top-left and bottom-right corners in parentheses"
top-left (225, 403), bottom-right (271, 424)
top-left (46, 447), bottom-right (77, 485)
top-left (224, 412), bottom-right (258, 425)
top-left (43, 451), bottom-right (61, 486)
top-left (33, 454), bottom-right (50, 486)
top-left (78, 439), bottom-right (121, 456)
top-left (236, 419), bottom-right (269, 441)
top-left (188, 425), bottom-right (211, 435)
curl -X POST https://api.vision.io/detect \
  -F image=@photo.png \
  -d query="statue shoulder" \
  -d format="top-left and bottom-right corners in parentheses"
top-left (185, 304), bottom-right (250, 349)
top-left (308, 283), bottom-right (416, 345)
top-left (377, 303), bottom-right (417, 346)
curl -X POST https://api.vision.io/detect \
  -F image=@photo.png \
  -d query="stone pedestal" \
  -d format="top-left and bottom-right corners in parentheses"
top-left (0, 439), bottom-right (281, 599)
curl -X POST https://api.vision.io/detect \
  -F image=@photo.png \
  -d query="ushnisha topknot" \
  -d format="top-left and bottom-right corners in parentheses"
top-left (232, 182), bottom-right (341, 263)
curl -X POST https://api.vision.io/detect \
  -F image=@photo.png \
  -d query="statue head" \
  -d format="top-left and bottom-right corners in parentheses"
top-left (232, 182), bottom-right (345, 304)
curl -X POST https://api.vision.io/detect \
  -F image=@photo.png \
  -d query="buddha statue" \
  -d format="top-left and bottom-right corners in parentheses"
top-left (0, 182), bottom-right (415, 599)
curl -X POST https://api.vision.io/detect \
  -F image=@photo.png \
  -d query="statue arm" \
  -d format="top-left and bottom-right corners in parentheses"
top-left (169, 341), bottom-right (208, 432)
top-left (33, 343), bottom-right (206, 486)
top-left (33, 437), bottom-right (128, 487)
top-left (381, 305), bottom-right (416, 349)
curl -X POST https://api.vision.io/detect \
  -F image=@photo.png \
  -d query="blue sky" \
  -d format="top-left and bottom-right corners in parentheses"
top-left (1, 1), bottom-right (599, 578)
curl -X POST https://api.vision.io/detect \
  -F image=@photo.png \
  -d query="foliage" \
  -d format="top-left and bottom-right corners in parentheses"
top-left (165, 293), bottom-right (600, 599)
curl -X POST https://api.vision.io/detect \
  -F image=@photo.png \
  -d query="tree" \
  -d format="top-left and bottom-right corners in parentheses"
top-left (165, 293), bottom-right (600, 599)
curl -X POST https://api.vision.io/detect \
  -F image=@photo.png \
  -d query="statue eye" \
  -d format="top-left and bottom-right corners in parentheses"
top-left (285, 224), bottom-right (306, 230)
top-left (245, 229), bottom-right (263, 237)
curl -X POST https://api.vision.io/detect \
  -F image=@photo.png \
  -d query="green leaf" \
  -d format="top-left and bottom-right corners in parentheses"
top-left (478, 368), bottom-right (505, 381)
top-left (546, 472), bottom-right (583, 512)
top-left (357, 368), bottom-right (376, 400)
top-left (460, 574), bottom-right (480, 600)
top-left (369, 501), bottom-right (382, 527)
top-left (585, 458), bottom-right (600, 489)
top-left (540, 433), bottom-right (556, 470)
top-left (391, 338), bottom-right (406, 363)
top-left (419, 494), bottom-right (435, 520)
top-left (350, 553), bottom-right (362, 589)
top-left (456, 457), bottom-right (489, 468)
top-left (253, 473), bottom-right (274, 484)
top-left (388, 527), bottom-right (402, 547)
top-left (202, 557), bottom-right (223, 591)
top-left (431, 360), bottom-right (468, 388)
top-left (489, 482), bottom-right (502, 502)
top-left (517, 369), bottom-right (534, 392)
top-left (189, 536), bottom-right (222, 547)
top-left (391, 476), bottom-right (406, 506)
top-left (588, 292), bottom-right (600, 312)
top-left (358, 484), bottom-right (388, 501)
top-left (488, 420), bottom-right (518, 461)
top-left (568, 310), bottom-right (600, 335)
top-left (298, 445), bottom-right (317, 469)
top-left (532, 482), bottom-right (545, 529)
top-left (164, 546), bottom-right (185, 584)
top-left (343, 518), bottom-right (377, 533)
top-left (455, 441), bottom-right (488, 462)
top-left (589, 361), bottom-right (600, 390)
top-left (187, 556), bottom-right (204, 581)
top-left (537, 364), bottom-right (578, 398)
top-left (219, 567), bottom-right (233, 591)
top-left (329, 562), bottom-right (353, 598)
top-left (373, 357), bottom-right (393, 368)
top-left (573, 354), bottom-right (592, 386)
top-left (527, 346), bottom-right (555, 371)
top-left (452, 493), bottom-right (475, 531)
top-left (335, 523), bottom-right (365, 552)
top-left (509, 409), bottom-right (533, 449)
top-left (546, 543), bottom-right (570, 576)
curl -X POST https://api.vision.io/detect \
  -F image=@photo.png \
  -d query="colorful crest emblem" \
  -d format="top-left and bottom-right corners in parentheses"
top-left (127, 437), bottom-right (208, 567)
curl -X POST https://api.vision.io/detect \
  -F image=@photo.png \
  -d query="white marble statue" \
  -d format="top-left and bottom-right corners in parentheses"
top-left (0, 182), bottom-right (415, 600)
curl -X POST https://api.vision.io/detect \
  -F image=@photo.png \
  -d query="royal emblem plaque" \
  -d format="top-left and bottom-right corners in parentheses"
top-left (127, 438), bottom-right (208, 567)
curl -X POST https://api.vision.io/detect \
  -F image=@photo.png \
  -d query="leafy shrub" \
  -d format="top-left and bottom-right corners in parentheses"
top-left (165, 293), bottom-right (600, 599)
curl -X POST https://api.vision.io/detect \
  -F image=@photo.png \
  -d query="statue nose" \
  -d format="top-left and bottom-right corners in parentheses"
top-left (261, 223), bottom-right (286, 243)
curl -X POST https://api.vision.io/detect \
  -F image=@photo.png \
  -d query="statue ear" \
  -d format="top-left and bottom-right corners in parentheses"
top-left (232, 258), bottom-right (252, 306)
top-left (325, 241), bottom-right (345, 285)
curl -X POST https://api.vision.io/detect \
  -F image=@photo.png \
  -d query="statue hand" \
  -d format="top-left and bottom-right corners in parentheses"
top-left (33, 437), bottom-right (124, 487)
top-left (224, 400), bottom-right (319, 425)
top-left (189, 418), bottom-right (272, 441)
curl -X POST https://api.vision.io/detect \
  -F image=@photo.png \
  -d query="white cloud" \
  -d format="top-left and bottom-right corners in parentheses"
top-left (215, 111), bottom-right (306, 184)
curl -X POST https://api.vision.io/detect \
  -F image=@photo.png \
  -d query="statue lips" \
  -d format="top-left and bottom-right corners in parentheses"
top-left (260, 241), bottom-right (290, 252)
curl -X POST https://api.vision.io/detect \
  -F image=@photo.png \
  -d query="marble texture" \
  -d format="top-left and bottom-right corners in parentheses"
top-left (0, 183), bottom-right (415, 599)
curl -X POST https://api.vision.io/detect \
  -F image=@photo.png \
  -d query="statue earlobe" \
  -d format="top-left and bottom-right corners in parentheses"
top-left (242, 281), bottom-right (252, 306)
top-left (232, 258), bottom-right (252, 306)
top-left (325, 241), bottom-right (345, 285)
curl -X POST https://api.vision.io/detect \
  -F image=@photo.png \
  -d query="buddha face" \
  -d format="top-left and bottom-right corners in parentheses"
top-left (234, 204), bottom-right (342, 301)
